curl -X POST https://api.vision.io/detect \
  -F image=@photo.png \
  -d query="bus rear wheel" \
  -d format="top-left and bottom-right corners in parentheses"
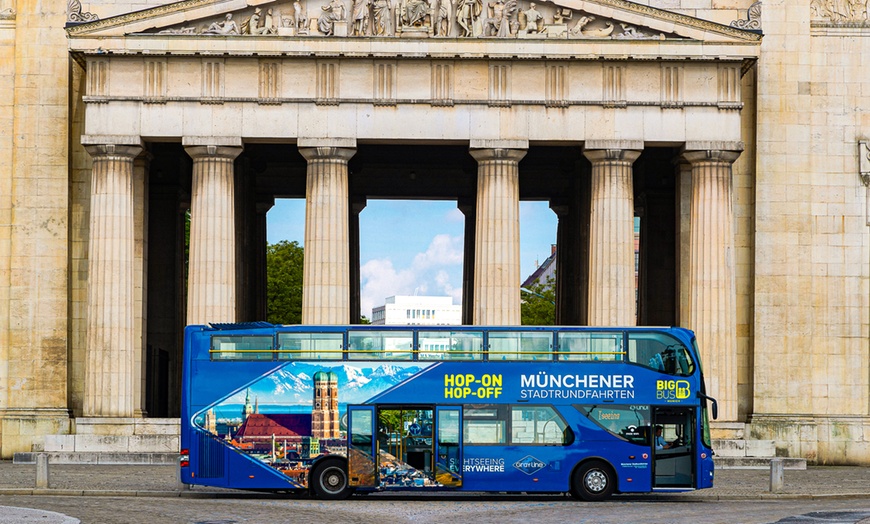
top-left (310, 458), bottom-right (354, 500)
top-left (571, 460), bottom-right (616, 501)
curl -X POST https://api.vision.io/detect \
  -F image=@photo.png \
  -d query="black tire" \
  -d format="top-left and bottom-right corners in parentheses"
top-left (310, 458), bottom-right (354, 500)
top-left (570, 460), bottom-right (616, 501)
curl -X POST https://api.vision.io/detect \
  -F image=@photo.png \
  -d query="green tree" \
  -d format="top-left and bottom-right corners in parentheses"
top-left (266, 240), bottom-right (304, 325)
top-left (521, 276), bottom-right (556, 325)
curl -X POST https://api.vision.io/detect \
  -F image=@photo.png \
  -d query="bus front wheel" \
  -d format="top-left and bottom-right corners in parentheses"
top-left (310, 458), bottom-right (354, 500)
top-left (570, 460), bottom-right (616, 501)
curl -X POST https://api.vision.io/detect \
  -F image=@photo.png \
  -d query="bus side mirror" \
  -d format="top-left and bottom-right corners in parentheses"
top-left (697, 391), bottom-right (718, 420)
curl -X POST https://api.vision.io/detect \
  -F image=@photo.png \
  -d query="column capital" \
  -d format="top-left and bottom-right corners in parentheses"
top-left (681, 148), bottom-right (742, 165)
top-left (582, 148), bottom-right (642, 164)
top-left (469, 147), bottom-right (527, 163)
top-left (584, 139), bottom-right (643, 151)
top-left (184, 144), bottom-right (243, 161)
top-left (298, 146), bottom-right (357, 163)
top-left (83, 143), bottom-right (143, 160)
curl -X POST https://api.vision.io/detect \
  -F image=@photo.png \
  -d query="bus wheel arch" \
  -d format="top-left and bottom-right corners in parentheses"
top-left (570, 459), bottom-right (617, 501)
top-left (310, 457), bottom-right (354, 500)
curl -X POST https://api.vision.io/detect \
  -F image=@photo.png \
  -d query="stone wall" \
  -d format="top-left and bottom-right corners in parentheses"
top-left (751, 0), bottom-right (870, 464)
top-left (0, 1), bottom-right (73, 458)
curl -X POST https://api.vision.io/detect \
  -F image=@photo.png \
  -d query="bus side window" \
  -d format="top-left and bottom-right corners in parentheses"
top-left (277, 332), bottom-right (343, 360)
top-left (557, 332), bottom-right (623, 361)
top-left (627, 333), bottom-right (695, 376)
top-left (211, 335), bottom-right (273, 360)
top-left (347, 330), bottom-right (413, 360)
top-left (417, 330), bottom-right (483, 360)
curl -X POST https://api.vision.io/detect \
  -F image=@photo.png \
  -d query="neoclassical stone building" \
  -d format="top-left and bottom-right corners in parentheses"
top-left (0, 0), bottom-right (868, 463)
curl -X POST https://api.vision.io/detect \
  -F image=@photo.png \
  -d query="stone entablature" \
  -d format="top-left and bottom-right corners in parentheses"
top-left (73, 55), bottom-right (749, 145)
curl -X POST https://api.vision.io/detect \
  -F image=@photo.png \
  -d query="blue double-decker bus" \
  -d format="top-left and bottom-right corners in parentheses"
top-left (180, 323), bottom-right (718, 500)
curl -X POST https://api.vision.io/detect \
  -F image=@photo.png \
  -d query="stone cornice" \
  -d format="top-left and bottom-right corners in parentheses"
top-left (66, 0), bottom-right (225, 34)
top-left (563, 0), bottom-right (761, 41)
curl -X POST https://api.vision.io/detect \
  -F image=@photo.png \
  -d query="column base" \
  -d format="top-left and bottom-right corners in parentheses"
top-left (748, 413), bottom-right (870, 466)
top-left (0, 408), bottom-right (72, 459)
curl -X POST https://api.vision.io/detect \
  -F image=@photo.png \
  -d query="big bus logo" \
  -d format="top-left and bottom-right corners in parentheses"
top-left (513, 455), bottom-right (547, 475)
top-left (656, 380), bottom-right (691, 401)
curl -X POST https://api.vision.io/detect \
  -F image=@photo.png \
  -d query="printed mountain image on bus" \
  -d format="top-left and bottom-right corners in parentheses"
top-left (193, 362), bottom-right (438, 488)
top-left (180, 324), bottom-right (718, 500)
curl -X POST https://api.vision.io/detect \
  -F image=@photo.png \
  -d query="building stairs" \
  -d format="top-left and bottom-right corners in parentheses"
top-left (711, 422), bottom-right (806, 470)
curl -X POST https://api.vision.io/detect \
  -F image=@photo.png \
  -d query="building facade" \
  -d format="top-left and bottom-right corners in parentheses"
top-left (0, 0), bottom-right (868, 464)
top-left (372, 295), bottom-right (462, 325)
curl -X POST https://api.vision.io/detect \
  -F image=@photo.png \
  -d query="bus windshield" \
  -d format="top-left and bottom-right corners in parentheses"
top-left (180, 324), bottom-right (715, 501)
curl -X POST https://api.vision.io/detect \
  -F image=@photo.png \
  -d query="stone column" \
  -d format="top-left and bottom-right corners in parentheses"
top-left (184, 140), bottom-right (243, 326)
top-left (349, 197), bottom-right (367, 324)
top-left (470, 142), bottom-right (527, 325)
top-left (457, 198), bottom-right (475, 325)
top-left (583, 143), bottom-right (641, 327)
top-left (299, 140), bottom-right (356, 324)
top-left (83, 140), bottom-right (143, 417)
top-left (132, 153), bottom-right (150, 417)
top-left (682, 146), bottom-right (742, 422)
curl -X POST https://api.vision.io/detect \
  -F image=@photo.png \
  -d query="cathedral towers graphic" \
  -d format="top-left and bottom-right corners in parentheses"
top-left (311, 370), bottom-right (340, 439)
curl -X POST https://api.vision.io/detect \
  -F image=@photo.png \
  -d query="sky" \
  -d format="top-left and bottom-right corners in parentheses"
top-left (267, 199), bottom-right (557, 318)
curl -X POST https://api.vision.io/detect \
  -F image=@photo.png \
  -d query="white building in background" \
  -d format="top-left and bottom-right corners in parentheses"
top-left (371, 296), bottom-right (462, 326)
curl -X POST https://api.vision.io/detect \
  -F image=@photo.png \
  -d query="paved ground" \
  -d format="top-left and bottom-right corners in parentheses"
top-left (0, 462), bottom-right (868, 523)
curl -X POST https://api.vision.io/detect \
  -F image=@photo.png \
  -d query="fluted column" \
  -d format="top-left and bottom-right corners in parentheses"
top-left (683, 148), bottom-right (741, 422)
top-left (470, 146), bottom-right (526, 325)
top-left (583, 146), bottom-right (641, 326)
top-left (84, 142), bottom-right (143, 417)
top-left (184, 143), bottom-right (243, 326)
top-left (299, 144), bottom-right (356, 324)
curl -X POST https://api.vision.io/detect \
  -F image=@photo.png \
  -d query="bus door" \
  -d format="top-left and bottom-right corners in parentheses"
top-left (652, 406), bottom-right (695, 489)
top-left (435, 406), bottom-right (462, 488)
top-left (348, 405), bottom-right (377, 488)
top-left (375, 405), bottom-right (461, 489)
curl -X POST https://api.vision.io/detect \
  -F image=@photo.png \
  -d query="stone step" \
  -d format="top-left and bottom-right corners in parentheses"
top-left (714, 456), bottom-right (807, 470)
top-left (41, 434), bottom-right (178, 454)
top-left (13, 452), bottom-right (177, 465)
top-left (712, 438), bottom-right (776, 458)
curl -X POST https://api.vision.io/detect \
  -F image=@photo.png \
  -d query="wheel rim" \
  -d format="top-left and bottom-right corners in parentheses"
top-left (584, 469), bottom-right (608, 493)
top-left (320, 466), bottom-right (347, 495)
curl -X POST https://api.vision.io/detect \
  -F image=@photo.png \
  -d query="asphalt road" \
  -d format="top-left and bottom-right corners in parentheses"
top-left (1, 493), bottom-right (870, 524)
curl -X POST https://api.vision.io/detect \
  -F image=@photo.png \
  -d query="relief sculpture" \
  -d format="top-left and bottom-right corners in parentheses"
top-left (318, 0), bottom-right (347, 35)
top-left (811, 0), bottom-right (869, 22)
top-left (159, 0), bottom-right (684, 40)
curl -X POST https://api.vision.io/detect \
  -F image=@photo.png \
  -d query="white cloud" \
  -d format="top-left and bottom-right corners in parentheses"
top-left (360, 234), bottom-right (464, 318)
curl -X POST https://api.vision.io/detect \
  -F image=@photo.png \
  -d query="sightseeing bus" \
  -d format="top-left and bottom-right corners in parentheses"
top-left (180, 323), bottom-right (718, 500)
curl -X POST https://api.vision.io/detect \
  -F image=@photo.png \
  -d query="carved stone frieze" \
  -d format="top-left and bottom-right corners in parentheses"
top-left (68, 0), bottom-right (98, 23)
top-left (0, 7), bottom-right (15, 20)
top-left (66, 0), bottom-right (763, 44)
top-left (811, 0), bottom-right (869, 23)
top-left (139, 0), bottom-right (683, 40)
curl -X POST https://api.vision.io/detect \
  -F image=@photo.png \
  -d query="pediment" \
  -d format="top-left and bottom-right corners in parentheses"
top-left (66, 0), bottom-right (761, 44)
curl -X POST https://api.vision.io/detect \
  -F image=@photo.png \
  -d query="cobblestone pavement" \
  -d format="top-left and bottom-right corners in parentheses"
top-left (0, 463), bottom-right (868, 524)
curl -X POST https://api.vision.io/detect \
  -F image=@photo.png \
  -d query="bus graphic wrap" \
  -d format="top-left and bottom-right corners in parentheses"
top-left (181, 324), bottom-right (717, 500)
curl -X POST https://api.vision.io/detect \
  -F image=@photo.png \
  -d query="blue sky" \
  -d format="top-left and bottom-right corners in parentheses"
top-left (267, 199), bottom-right (557, 318)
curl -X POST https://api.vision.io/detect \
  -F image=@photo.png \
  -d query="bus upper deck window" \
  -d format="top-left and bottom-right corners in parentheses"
top-left (277, 332), bottom-right (343, 360)
top-left (347, 330), bottom-right (413, 360)
top-left (210, 335), bottom-right (274, 361)
top-left (557, 332), bottom-right (624, 361)
top-left (627, 332), bottom-right (695, 376)
top-left (488, 332), bottom-right (553, 361)
top-left (417, 330), bottom-right (483, 360)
